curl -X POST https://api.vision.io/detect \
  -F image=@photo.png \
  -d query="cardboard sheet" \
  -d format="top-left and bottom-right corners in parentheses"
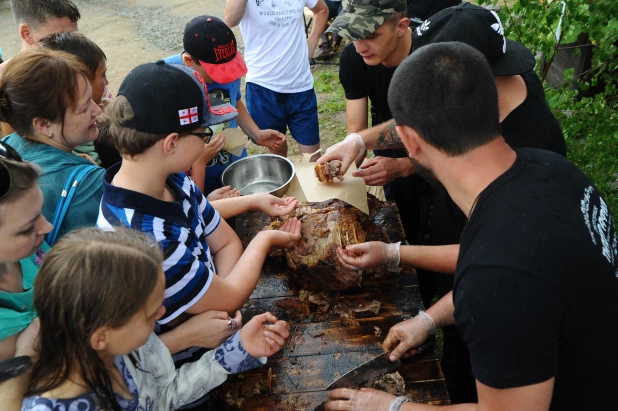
top-left (220, 128), bottom-right (248, 157)
top-left (286, 153), bottom-right (369, 214)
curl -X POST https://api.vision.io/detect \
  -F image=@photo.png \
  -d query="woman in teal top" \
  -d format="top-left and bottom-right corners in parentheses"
top-left (0, 143), bottom-right (52, 361)
top-left (0, 49), bottom-right (105, 240)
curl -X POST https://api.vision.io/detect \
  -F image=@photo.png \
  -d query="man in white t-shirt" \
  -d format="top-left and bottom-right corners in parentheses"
top-left (225, 0), bottom-right (328, 161)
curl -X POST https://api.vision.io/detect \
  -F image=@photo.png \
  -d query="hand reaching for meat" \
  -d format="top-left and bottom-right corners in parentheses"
top-left (382, 311), bottom-right (436, 362)
top-left (250, 193), bottom-right (298, 217)
top-left (186, 310), bottom-right (242, 349)
top-left (240, 312), bottom-right (290, 358)
top-left (261, 217), bottom-right (302, 248)
top-left (337, 241), bottom-right (401, 270)
top-left (325, 388), bottom-right (398, 411)
top-left (207, 185), bottom-right (240, 202)
top-left (317, 133), bottom-right (366, 179)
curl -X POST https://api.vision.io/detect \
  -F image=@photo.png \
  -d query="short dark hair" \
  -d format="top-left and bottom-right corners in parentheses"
top-left (10, 0), bottom-right (81, 27)
top-left (40, 32), bottom-right (106, 79)
top-left (388, 42), bottom-right (501, 156)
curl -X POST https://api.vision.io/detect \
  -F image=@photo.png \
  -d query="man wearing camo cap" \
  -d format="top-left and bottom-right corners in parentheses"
top-left (320, 0), bottom-right (433, 303)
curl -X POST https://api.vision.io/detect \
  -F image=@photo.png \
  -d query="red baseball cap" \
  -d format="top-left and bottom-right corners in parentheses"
top-left (183, 15), bottom-right (248, 84)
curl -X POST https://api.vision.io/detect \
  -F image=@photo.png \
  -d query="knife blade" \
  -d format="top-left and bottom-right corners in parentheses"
top-left (326, 343), bottom-right (435, 390)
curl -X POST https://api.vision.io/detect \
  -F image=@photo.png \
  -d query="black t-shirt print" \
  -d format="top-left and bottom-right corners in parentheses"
top-left (454, 148), bottom-right (618, 411)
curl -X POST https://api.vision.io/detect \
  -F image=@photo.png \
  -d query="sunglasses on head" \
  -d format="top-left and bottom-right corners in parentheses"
top-left (0, 141), bottom-right (23, 200)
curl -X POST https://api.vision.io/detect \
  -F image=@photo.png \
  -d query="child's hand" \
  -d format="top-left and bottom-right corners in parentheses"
top-left (183, 310), bottom-right (242, 349)
top-left (262, 217), bottom-right (301, 248)
top-left (240, 312), bottom-right (290, 358)
top-left (195, 133), bottom-right (225, 167)
top-left (250, 193), bottom-right (297, 217)
top-left (207, 185), bottom-right (240, 202)
top-left (255, 129), bottom-right (286, 150)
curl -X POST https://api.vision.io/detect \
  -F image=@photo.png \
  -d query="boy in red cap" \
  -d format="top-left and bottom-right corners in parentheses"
top-left (164, 15), bottom-right (286, 195)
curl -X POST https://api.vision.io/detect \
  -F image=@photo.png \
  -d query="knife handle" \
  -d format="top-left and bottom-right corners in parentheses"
top-left (409, 342), bottom-right (436, 357)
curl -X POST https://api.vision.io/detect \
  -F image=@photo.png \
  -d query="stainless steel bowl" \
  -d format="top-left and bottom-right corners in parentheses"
top-left (221, 154), bottom-right (295, 197)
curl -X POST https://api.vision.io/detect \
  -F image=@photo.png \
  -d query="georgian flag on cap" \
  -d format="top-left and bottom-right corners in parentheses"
top-left (179, 107), bottom-right (199, 126)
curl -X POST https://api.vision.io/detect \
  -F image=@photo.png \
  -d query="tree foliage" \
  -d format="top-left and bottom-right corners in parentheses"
top-left (478, 0), bottom-right (618, 212)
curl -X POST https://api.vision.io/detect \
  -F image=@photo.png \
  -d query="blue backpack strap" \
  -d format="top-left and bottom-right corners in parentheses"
top-left (46, 164), bottom-right (100, 245)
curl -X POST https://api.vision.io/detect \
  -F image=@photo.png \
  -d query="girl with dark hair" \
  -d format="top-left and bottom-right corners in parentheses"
top-left (22, 227), bottom-right (290, 411)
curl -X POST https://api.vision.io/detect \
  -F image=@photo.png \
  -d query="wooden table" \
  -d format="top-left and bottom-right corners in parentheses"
top-left (208, 201), bottom-right (450, 410)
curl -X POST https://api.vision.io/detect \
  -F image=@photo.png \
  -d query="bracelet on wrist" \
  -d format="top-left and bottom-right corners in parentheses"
top-left (0, 356), bottom-right (33, 384)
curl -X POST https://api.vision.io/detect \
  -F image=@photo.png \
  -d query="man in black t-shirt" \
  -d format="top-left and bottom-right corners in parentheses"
top-left (325, 41), bottom-right (618, 411)
top-left (323, 4), bottom-right (568, 402)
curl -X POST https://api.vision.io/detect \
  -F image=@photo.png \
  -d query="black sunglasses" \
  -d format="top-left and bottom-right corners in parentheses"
top-left (191, 128), bottom-right (214, 143)
top-left (0, 141), bottom-right (23, 200)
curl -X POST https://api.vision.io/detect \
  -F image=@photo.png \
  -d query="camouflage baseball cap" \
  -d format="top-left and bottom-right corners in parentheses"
top-left (326, 0), bottom-right (407, 41)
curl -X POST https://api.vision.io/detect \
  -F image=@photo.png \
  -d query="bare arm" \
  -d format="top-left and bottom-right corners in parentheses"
top-left (0, 335), bottom-right (17, 362)
top-left (210, 196), bottom-right (255, 220)
top-left (185, 220), bottom-right (301, 314)
top-left (326, 378), bottom-right (553, 410)
top-left (0, 319), bottom-right (39, 411)
top-left (346, 98), bottom-right (369, 133)
top-left (224, 0), bottom-right (248, 27)
top-left (338, 243), bottom-right (458, 274)
top-left (210, 193), bottom-right (297, 220)
top-left (0, 371), bottom-right (31, 411)
top-left (400, 244), bottom-right (459, 274)
top-left (307, 0), bottom-right (329, 59)
top-left (207, 217), bottom-right (244, 279)
top-left (234, 100), bottom-right (260, 141)
top-left (371, 120), bottom-right (405, 150)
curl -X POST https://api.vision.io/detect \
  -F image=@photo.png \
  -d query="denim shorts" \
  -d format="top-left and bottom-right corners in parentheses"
top-left (245, 82), bottom-right (320, 146)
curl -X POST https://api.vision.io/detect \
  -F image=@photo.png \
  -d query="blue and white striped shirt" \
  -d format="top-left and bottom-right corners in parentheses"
top-left (97, 164), bottom-right (221, 325)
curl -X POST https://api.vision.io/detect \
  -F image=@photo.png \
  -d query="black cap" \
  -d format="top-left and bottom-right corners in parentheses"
top-left (117, 60), bottom-right (238, 134)
top-left (412, 3), bottom-right (536, 76)
top-left (183, 15), bottom-right (248, 84)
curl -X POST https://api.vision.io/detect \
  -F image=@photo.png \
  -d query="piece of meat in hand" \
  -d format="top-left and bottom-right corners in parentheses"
top-left (315, 160), bottom-right (343, 183)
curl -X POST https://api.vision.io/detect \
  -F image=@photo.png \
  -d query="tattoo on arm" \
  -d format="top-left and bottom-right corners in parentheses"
top-left (375, 121), bottom-right (404, 150)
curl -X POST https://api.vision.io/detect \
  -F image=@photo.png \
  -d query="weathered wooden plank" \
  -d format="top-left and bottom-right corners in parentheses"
top-left (242, 282), bottom-right (421, 326)
top-left (211, 200), bottom-right (450, 409)
top-left (208, 365), bottom-right (449, 410)
top-left (275, 315), bottom-right (411, 358)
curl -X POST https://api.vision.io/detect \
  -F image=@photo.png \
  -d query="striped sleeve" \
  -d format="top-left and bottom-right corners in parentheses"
top-left (157, 236), bottom-right (214, 325)
top-left (195, 191), bottom-right (220, 236)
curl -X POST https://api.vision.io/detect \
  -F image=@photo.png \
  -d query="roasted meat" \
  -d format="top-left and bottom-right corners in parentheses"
top-left (267, 198), bottom-right (390, 290)
top-left (315, 160), bottom-right (343, 183)
top-left (367, 372), bottom-right (407, 396)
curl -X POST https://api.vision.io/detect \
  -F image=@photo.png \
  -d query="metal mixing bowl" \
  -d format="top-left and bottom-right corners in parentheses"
top-left (221, 154), bottom-right (295, 197)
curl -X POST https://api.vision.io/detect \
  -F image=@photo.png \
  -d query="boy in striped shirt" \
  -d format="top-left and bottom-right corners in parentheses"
top-left (97, 61), bottom-right (301, 376)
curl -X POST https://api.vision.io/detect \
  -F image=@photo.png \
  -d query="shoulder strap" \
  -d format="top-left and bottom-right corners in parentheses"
top-left (46, 164), bottom-right (100, 245)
